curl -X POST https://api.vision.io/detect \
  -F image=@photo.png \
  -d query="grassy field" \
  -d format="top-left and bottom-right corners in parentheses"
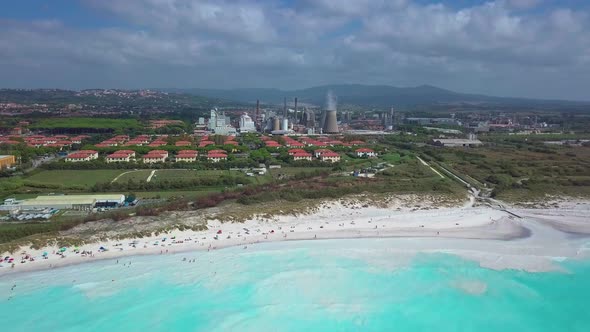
top-left (25, 170), bottom-right (125, 187)
top-left (150, 169), bottom-right (228, 182)
top-left (113, 170), bottom-right (153, 183)
top-left (268, 167), bottom-right (329, 179)
top-left (420, 144), bottom-right (590, 201)
top-left (134, 188), bottom-right (224, 199)
top-left (31, 117), bottom-right (141, 130)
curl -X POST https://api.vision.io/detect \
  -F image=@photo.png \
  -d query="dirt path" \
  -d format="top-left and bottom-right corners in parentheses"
top-left (111, 170), bottom-right (143, 183)
top-left (416, 156), bottom-right (444, 178)
top-left (146, 170), bottom-right (157, 182)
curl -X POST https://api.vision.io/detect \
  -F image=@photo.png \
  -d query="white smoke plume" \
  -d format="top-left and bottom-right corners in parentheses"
top-left (326, 90), bottom-right (337, 111)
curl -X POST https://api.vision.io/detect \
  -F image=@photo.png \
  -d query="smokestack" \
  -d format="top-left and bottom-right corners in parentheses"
top-left (294, 97), bottom-right (298, 122)
top-left (283, 97), bottom-right (287, 118)
top-left (319, 110), bottom-right (327, 131)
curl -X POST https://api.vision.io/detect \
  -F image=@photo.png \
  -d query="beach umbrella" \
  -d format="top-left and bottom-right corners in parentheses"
top-left (42, 252), bottom-right (48, 257)
top-left (59, 247), bottom-right (67, 252)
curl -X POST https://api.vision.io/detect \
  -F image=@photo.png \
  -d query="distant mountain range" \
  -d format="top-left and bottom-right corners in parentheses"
top-left (161, 84), bottom-right (590, 109)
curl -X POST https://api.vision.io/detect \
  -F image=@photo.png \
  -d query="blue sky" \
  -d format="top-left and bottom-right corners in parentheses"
top-left (0, 0), bottom-right (589, 100)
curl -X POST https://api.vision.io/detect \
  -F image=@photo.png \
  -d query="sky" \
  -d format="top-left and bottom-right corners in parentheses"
top-left (0, 0), bottom-right (589, 100)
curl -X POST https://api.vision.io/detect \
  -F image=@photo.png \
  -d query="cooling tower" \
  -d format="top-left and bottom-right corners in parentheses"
top-left (273, 117), bottom-right (280, 131)
top-left (324, 110), bottom-right (339, 133)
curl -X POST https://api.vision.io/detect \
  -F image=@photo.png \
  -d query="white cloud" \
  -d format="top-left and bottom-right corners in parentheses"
top-left (0, 0), bottom-right (589, 99)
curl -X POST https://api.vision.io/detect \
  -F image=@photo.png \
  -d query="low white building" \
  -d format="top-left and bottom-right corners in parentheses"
top-left (431, 139), bottom-right (483, 147)
top-left (355, 148), bottom-right (376, 158)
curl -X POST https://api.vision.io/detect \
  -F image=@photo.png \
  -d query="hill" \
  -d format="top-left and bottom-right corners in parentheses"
top-left (165, 84), bottom-right (590, 110)
top-left (0, 89), bottom-right (238, 108)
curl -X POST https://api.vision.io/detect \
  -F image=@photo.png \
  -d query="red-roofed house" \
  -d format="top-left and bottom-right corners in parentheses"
top-left (286, 141), bottom-right (305, 147)
top-left (356, 148), bottom-right (376, 158)
top-left (143, 150), bottom-right (169, 163)
top-left (207, 152), bottom-right (227, 162)
top-left (313, 149), bottom-right (333, 158)
top-left (176, 150), bottom-right (198, 162)
top-left (320, 151), bottom-right (341, 163)
top-left (175, 140), bottom-right (192, 147)
top-left (199, 140), bottom-right (215, 148)
top-left (106, 150), bottom-right (136, 163)
top-left (65, 150), bottom-right (99, 162)
top-left (0, 140), bottom-right (20, 145)
top-left (106, 152), bottom-right (133, 163)
top-left (349, 140), bottom-right (365, 145)
top-left (292, 151), bottom-right (312, 161)
top-left (288, 149), bottom-right (307, 156)
top-left (149, 141), bottom-right (166, 147)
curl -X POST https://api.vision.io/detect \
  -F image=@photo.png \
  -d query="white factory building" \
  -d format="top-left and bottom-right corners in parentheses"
top-left (239, 113), bottom-right (256, 133)
top-left (209, 108), bottom-right (237, 135)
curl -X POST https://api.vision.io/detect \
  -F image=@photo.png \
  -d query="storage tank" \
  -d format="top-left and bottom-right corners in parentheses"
top-left (273, 117), bottom-right (280, 131)
top-left (282, 119), bottom-right (289, 131)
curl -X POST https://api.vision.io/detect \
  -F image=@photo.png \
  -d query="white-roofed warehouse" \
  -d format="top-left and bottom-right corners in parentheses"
top-left (17, 194), bottom-right (125, 211)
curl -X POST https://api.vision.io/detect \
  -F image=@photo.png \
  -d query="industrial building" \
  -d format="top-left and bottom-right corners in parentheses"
top-left (2, 194), bottom-right (125, 211)
top-left (0, 155), bottom-right (16, 169)
top-left (239, 113), bottom-right (256, 133)
top-left (209, 108), bottom-right (237, 135)
top-left (431, 138), bottom-right (483, 148)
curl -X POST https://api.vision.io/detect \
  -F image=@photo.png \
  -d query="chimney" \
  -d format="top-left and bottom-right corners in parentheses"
top-left (294, 97), bottom-right (298, 122)
top-left (283, 97), bottom-right (287, 118)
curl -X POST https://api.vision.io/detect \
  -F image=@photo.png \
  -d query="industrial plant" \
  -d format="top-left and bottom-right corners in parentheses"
top-left (203, 91), bottom-right (346, 136)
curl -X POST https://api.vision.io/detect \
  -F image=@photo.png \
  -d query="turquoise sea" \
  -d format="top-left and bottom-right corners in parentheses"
top-left (1, 238), bottom-right (589, 332)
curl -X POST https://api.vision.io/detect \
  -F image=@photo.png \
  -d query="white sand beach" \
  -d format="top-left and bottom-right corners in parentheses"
top-left (2, 196), bottom-right (589, 275)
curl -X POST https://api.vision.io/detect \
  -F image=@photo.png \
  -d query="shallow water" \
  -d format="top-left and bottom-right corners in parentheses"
top-left (1, 239), bottom-right (590, 332)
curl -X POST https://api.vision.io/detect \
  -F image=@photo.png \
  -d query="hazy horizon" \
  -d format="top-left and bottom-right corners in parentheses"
top-left (1, 0), bottom-right (589, 100)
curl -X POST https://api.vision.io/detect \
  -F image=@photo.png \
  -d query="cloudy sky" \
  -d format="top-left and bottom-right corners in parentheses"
top-left (1, 0), bottom-right (589, 100)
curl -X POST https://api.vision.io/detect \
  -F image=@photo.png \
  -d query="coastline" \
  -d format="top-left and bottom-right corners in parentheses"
top-left (2, 196), bottom-right (590, 276)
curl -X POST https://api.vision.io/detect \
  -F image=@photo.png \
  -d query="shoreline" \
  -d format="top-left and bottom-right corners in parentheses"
top-left (2, 198), bottom-right (590, 276)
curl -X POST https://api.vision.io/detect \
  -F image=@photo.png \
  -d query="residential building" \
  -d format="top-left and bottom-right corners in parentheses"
top-left (356, 148), bottom-right (376, 158)
top-left (106, 150), bottom-right (135, 163)
top-left (65, 150), bottom-right (99, 162)
top-left (142, 150), bottom-right (168, 163)
top-left (320, 151), bottom-right (341, 163)
top-left (175, 140), bottom-right (192, 147)
top-left (0, 155), bottom-right (16, 168)
top-left (292, 152), bottom-right (313, 161)
top-left (176, 150), bottom-right (198, 162)
top-left (207, 152), bottom-right (227, 162)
